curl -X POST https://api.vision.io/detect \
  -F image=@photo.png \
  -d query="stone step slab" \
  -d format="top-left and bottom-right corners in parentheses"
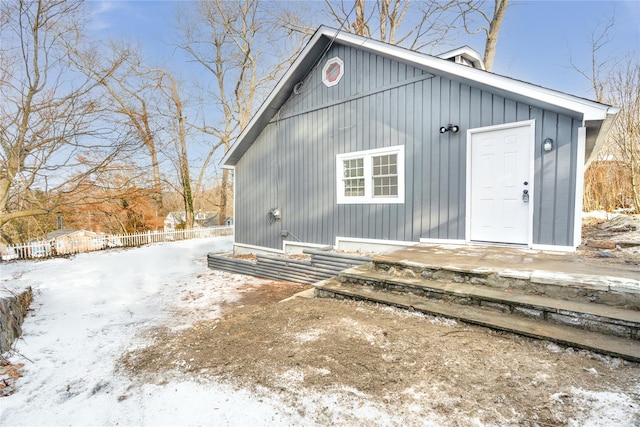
top-left (367, 256), bottom-right (640, 308)
top-left (315, 278), bottom-right (640, 362)
top-left (339, 265), bottom-right (640, 339)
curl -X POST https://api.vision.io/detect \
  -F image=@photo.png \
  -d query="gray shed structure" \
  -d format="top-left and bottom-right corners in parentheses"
top-left (222, 26), bottom-right (618, 254)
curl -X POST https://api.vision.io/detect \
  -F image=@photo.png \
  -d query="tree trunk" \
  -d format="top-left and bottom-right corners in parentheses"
top-left (483, 0), bottom-right (509, 72)
top-left (353, 0), bottom-right (369, 36)
top-left (178, 117), bottom-right (194, 230)
top-left (163, 73), bottom-right (195, 229)
top-left (218, 169), bottom-right (229, 225)
top-left (147, 140), bottom-right (164, 212)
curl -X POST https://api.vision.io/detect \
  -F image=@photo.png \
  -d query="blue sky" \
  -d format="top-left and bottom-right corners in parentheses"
top-left (85, 0), bottom-right (639, 100)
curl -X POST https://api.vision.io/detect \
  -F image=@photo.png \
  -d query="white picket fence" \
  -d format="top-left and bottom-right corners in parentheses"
top-left (1, 226), bottom-right (233, 261)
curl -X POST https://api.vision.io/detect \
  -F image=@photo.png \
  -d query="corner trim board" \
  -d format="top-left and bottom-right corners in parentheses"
top-left (574, 127), bottom-right (587, 248)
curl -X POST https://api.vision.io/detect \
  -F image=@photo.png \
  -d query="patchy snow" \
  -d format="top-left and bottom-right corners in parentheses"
top-left (568, 387), bottom-right (639, 427)
top-left (583, 211), bottom-right (621, 221)
top-left (0, 237), bottom-right (308, 426)
top-left (1, 235), bottom-right (638, 426)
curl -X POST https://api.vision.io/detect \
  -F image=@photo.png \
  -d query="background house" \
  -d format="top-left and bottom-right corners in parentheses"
top-left (223, 26), bottom-right (618, 254)
top-left (46, 229), bottom-right (102, 255)
top-left (164, 211), bottom-right (220, 232)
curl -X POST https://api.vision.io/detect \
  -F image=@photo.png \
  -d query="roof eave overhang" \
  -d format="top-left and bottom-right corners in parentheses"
top-left (222, 27), bottom-right (335, 167)
top-left (584, 107), bottom-right (620, 166)
top-left (333, 31), bottom-right (616, 120)
top-left (222, 26), bottom-right (618, 167)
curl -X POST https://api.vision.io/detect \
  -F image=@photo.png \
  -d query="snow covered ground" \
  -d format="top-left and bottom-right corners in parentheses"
top-left (0, 237), bottom-right (309, 426)
top-left (1, 235), bottom-right (638, 426)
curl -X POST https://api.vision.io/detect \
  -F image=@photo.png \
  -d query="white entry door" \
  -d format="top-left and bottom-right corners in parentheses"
top-left (467, 121), bottom-right (534, 245)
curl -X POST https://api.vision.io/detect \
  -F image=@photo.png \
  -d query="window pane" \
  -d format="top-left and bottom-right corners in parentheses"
top-left (326, 63), bottom-right (340, 82)
top-left (372, 154), bottom-right (398, 197)
top-left (343, 158), bottom-right (364, 179)
top-left (343, 157), bottom-right (365, 197)
top-left (373, 175), bottom-right (398, 197)
top-left (344, 178), bottom-right (365, 196)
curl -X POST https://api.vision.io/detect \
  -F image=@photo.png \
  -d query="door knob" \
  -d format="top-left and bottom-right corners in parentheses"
top-left (522, 189), bottom-right (529, 203)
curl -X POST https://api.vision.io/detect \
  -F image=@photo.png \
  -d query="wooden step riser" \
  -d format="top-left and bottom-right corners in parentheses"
top-left (341, 276), bottom-right (640, 340)
top-left (369, 261), bottom-right (640, 309)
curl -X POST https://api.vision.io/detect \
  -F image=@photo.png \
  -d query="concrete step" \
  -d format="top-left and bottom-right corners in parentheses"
top-left (368, 255), bottom-right (640, 309)
top-left (315, 278), bottom-right (640, 362)
top-left (340, 265), bottom-right (640, 339)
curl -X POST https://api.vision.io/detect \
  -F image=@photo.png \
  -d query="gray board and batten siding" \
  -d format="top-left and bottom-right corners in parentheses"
top-left (234, 41), bottom-right (583, 251)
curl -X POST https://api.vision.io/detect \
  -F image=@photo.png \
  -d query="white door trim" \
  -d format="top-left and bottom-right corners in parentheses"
top-left (465, 120), bottom-right (536, 247)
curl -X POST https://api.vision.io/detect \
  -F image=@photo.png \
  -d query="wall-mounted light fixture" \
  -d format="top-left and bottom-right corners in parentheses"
top-left (268, 207), bottom-right (281, 224)
top-left (439, 124), bottom-right (460, 134)
top-left (543, 137), bottom-right (554, 152)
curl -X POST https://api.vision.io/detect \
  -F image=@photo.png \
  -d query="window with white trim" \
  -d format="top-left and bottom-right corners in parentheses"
top-left (322, 57), bottom-right (344, 87)
top-left (336, 145), bottom-right (405, 204)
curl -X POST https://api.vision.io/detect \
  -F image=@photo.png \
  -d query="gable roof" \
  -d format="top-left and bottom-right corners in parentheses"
top-left (222, 26), bottom-right (619, 167)
top-left (46, 229), bottom-right (99, 240)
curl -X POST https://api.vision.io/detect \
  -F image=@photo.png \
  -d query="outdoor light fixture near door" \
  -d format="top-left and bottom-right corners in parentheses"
top-left (439, 124), bottom-right (460, 134)
top-left (543, 137), bottom-right (554, 152)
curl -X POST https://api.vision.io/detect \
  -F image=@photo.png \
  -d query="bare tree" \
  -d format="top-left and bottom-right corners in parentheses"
top-left (69, 42), bottom-right (166, 213)
top-left (325, 0), bottom-right (370, 37)
top-left (178, 0), bottom-right (304, 224)
top-left (0, 0), bottom-right (129, 238)
top-left (156, 72), bottom-right (195, 229)
top-left (322, 0), bottom-right (458, 51)
top-left (605, 60), bottom-right (640, 213)
top-left (353, 0), bottom-right (369, 36)
top-left (454, 0), bottom-right (509, 71)
top-left (569, 18), bottom-right (615, 103)
top-left (572, 20), bottom-right (640, 213)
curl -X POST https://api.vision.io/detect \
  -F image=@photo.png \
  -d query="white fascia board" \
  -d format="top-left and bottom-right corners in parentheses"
top-left (331, 29), bottom-right (614, 121)
top-left (223, 26), bottom-right (616, 166)
top-left (221, 28), bottom-right (331, 166)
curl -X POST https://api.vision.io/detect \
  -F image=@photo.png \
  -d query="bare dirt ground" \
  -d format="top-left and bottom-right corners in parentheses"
top-left (3, 217), bottom-right (639, 424)
top-left (121, 284), bottom-right (640, 426)
top-left (581, 214), bottom-right (640, 252)
top-left (120, 216), bottom-right (640, 426)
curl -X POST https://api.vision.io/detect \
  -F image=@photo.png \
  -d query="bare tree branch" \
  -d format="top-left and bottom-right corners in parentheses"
top-left (177, 0), bottom-right (304, 224)
top-left (453, 0), bottom-right (509, 71)
top-left (0, 0), bottom-right (131, 235)
top-left (568, 17), bottom-right (615, 103)
top-left (68, 40), bottom-right (166, 211)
